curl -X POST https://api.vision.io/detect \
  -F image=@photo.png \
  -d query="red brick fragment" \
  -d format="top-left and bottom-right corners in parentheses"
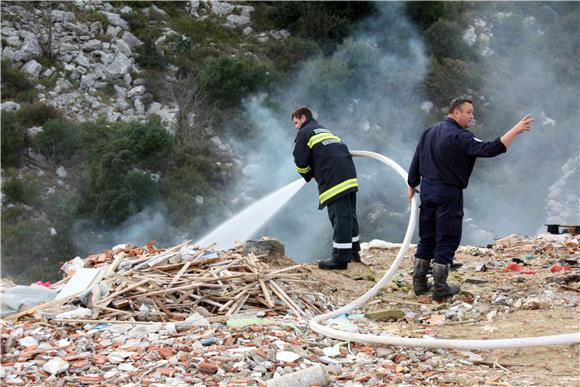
top-left (158, 367), bottom-right (176, 377)
top-left (91, 354), bottom-right (107, 364)
top-left (197, 360), bottom-right (219, 374)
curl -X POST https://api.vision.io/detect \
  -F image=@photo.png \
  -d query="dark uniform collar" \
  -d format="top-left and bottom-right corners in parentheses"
top-left (300, 117), bottom-right (318, 130)
top-left (445, 117), bottom-right (462, 128)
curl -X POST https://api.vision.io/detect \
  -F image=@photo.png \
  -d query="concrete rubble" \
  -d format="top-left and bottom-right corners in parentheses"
top-left (1, 233), bottom-right (579, 385)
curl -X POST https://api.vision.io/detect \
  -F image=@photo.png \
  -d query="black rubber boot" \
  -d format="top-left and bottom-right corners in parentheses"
top-left (352, 241), bottom-right (361, 262)
top-left (412, 258), bottom-right (432, 296)
top-left (318, 258), bottom-right (348, 270)
top-left (432, 262), bottom-right (460, 301)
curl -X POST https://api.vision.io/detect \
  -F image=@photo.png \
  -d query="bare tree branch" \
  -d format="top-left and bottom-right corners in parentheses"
top-left (170, 72), bottom-right (214, 149)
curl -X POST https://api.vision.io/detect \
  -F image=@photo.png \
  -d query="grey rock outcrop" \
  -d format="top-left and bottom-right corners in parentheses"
top-left (1, 102), bottom-right (22, 112)
top-left (101, 11), bottom-right (128, 29)
top-left (106, 52), bottom-right (132, 78)
top-left (21, 59), bottom-right (42, 79)
top-left (121, 31), bottom-right (142, 48)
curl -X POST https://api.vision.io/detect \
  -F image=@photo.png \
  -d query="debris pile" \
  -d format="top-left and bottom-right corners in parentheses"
top-left (1, 233), bottom-right (578, 385)
top-left (3, 239), bottom-right (327, 323)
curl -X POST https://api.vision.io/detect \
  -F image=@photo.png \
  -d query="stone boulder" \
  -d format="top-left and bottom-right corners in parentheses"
top-left (226, 14), bottom-right (250, 27)
top-left (1, 102), bottom-right (21, 112)
top-left (80, 74), bottom-right (96, 91)
top-left (242, 238), bottom-right (286, 263)
top-left (106, 25), bottom-right (122, 38)
top-left (127, 85), bottom-right (145, 99)
top-left (106, 52), bottom-right (132, 78)
top-left (22, 59), bottom-right (42, 79)
top-left (5, 36), bottom-right (20, 47)
top-left (13, 35), bottom-right (41, 62)
top-left (121, 31), bottom-right (142, 48)
top-left (114, 39), bottom-right (132, 57)
top-left (82, 39), bottom-right (103, 52)
top-left (211, 1), bottom-right (235, 16)
top-left (101, 12), bottom-right (129, 29)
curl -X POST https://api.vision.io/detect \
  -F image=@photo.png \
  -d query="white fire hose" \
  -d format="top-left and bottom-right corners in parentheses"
top-left (309, 150), bottom-right (580, 349)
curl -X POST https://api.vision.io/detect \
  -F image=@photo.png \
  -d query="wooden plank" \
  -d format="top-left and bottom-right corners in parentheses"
top-left (267, 265), bottom-right (304, 276)
top-left (259, 278), bottom-right (275, 308)
top-left (125, 282), bottom-right (219, 298)
top-left (153, 296), bottom-right (174, 319)
top-left (95, 279), bottom-right (149, 307)
top-left (225, 291), bottom-right (248, 316)
top-left (168, 260), bottom-right (194, 287)
top-left (268, 280), bottom-right (306, 317)
top-left (107, 252), bottom-right (127, 276)
top-left (267, 281), bottom-right (301, 317)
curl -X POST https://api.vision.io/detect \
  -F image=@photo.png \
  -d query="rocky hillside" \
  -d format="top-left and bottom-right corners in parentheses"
top-left (1, 1), bottom-right (290, 129)
top-left (1, 0), bottom-right (306, 283)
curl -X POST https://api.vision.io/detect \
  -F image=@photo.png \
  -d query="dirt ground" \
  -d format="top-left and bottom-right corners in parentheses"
top-left (295, 242), bottom-right (580, 386)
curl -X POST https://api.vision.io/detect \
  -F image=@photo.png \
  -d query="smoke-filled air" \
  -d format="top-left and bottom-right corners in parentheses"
top-left (1, 2), bottom-right (578, 281)
top-left (232, 2), bottom-right (579, 262)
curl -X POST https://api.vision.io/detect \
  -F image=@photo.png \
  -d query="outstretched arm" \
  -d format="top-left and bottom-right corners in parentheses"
top-left (500, 114), bottom-right (534, 147)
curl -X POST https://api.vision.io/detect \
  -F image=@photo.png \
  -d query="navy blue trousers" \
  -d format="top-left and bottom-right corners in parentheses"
top-left (327, 192), bottom-right (360, 262)
top-left (415, 179), bottom-right (463, 265)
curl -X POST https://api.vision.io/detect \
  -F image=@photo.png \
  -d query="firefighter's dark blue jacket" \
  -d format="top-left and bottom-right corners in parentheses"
top-left (293, 118), bottom-right (358, 209)
top-left (408, 117), bottom-right (507, 189)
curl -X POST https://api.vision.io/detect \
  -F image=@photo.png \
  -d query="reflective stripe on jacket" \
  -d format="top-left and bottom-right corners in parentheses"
top-left (293, 118), bottom-right (358, 209)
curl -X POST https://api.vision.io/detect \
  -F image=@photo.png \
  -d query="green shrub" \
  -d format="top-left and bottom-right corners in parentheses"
top-left (174, 17), bottom-right (238, 47)
top-left (33, 118), bottom-right (80, 162)
top-left (1, 60), bottom-right (35, 103)
top-left (424, 19), bottom-right (476, 61)
top-left (270, 2), bottom-right (374, 52)
top-left (77, 9), bottom-right (109, 29)
top-left (264, 36), bottom-right (321, 73)
top-left (424, 57), bottom-right (480, 107)
top-left (135, 38), bottom-right (167, 70)
top-left (18, 102), bottom-right (61, 127)
top-left (405, 2), bottom-right (470, 31)
top-left (198, 55), bottom-right (272, 109)
top-left (142, 69), bottom-right (169, 103)
top-left (250, 3), bottom-right (279, 31)
top-left (298, 56), bottom-right (352, 110)
top-left (1, 218), bottom-right (71, 283)
top-left (45, 190), bottom-right (80, 226)
top-left (126, 170), bottom-right (161, 208)
top-left (117, 119), bottom-right (174, 169)
top-left (2, 175), bottom-right (41, 206)
top-left (161, 161), bottom-right (224, 227)
top-left (122, 6), bottom-right (163, 41)
top-left (77, 119), bottom-right (173, 224)
top-left (1, 112), bottom-right (26, 167)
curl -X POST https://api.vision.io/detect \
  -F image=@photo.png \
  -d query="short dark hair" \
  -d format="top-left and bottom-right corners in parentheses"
top-left (291, 106), bottom-right (313, 120)
top-left (448, 98), bottom-right (473, 114)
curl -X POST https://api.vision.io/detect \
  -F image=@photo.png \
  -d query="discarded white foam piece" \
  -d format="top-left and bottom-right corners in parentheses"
top-left (43, 357), bottom-right (69, 375)
top-left (275, 351), bottom-right (301, 363)
top-left (56, 268), bottom-right (103, 300)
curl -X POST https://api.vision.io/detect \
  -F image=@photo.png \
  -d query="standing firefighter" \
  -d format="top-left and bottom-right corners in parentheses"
top-left (407, 98), bottom-right (533, 301)
top-left (292, 107), bottom-right (361, 270)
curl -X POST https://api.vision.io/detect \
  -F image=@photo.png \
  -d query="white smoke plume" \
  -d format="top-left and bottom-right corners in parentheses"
top-left (231, 3), bottom-right (429, 261)
top-left (230, 2), bottom-right (579, 260)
